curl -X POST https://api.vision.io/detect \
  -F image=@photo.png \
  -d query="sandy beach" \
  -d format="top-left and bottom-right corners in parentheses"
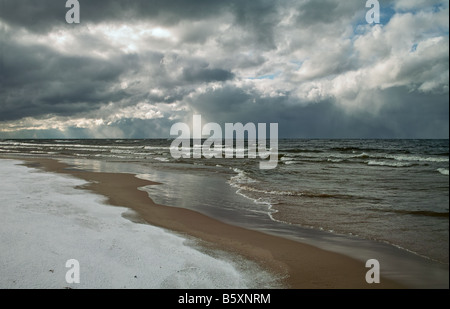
top-left (12, 157), bottom-right (405, 289)
top-left (1, 0), bottom-right (448, 292)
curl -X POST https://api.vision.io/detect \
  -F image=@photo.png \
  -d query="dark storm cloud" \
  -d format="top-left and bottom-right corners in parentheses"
top-left (111, 117), bottom-right (176, 138)
top-left (143, 53), bottom-right (234, 90)
top-left (0, 0), bottom-right (281, 49)
top-left (0, 0), bottom-right (230, 32)
top-left (0, 36), bottom-right (136, 121)
top-left (295, 0), bottom-right (364, 25)
top-left (370, 87), bottom-right (449, 138)
top-left (296, 0), bottom-right (340, 25)
top-left (182, 67), bottom-right (235, 83)
top-left (228, 0), bottom-right (280, 49)
top-left (188, 85), bottom-right (449, 139)
top-left (4, 88), bottom-right (447, 139)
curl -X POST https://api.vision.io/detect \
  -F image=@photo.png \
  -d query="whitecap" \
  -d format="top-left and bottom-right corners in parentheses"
top-left (367, 160), bottom-right (413, 167)
top-left (437, 168), bottom-right (449, 176)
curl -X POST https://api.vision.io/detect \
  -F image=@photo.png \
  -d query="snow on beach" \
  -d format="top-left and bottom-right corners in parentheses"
top-left (0, 159), bottom-right (277, 289)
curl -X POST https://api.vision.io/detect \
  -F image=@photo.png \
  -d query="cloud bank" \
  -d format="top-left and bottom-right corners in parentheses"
top-left (0, 0), bottom-right (448, 138)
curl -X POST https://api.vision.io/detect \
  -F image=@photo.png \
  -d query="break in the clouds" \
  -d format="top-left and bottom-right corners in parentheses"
top-left (0, 0), bottom-right (448, 138)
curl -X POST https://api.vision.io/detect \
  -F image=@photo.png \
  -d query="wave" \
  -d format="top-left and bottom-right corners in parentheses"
top-left (277, 148), bottom-right (449, 167)
top-left (0, 141), bottom-right (20, 146)
top-left (93, 154), bottom-right (129, 159)
top-left (65, 147), bottom-right (110, 152)
top-left (282, 153), bottom-right (447, 168)
top-left (330, 147), bottom-right (382, 153)
top-left (110, 149), bottom-right (134, 154)
top-left (280, 156), bottom-right (299, 165)
top-left (280, 156), bottom-right (293, 161)
top-left (327, 158), bottom-right (344, 163)
top-left (283, 149), bottom-right (323, 153)
top-left (133, 152), bottom-right (152, 156)
top-left (369, 208), bottom-right (449, 218)
top-left (227, 168), bottom-right (276, 217)
top-left (154, 157), bottom-right (171, 162)
top-left (234, 184), bottom-right (302, 197)
top-left (300, 192), bottom-right (363, 199)
top-left (283, 161), bottom-right (297, 165)
top-left (230, 180), bottom-right (362, 200)
top-left (1, 141), bottom-right (142, 151)
top-left (367, 160), bottom-right (414, 167)
top-left (283, 151), bottom-right (378, 161)
top-left (437, 168), bottom-right (449, 176)
top-left (282, 157), bottom-right (350, 164)
top-left (388, 154), bottom-right (449, 163)
top-left (229, 168), bottom-right (258, 186)
top-left (351, 152), bottom-right (370, 159)
top-left (144, 146), bottom-right (171, 150)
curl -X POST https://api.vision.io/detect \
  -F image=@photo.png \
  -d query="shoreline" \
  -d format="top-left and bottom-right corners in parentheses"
top-left (5, 157), bottom-right (406, 288)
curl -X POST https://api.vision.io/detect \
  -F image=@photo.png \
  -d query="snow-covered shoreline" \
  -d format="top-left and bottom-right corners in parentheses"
top-left (0, 159), bottom-right (276, 289)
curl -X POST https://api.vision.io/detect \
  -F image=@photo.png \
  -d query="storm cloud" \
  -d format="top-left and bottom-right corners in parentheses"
top-left (0, 0), bottom-right (448, 138)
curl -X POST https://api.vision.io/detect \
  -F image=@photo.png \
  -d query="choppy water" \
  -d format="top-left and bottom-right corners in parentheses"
top-left (1, 139), bottom-right (448, 265)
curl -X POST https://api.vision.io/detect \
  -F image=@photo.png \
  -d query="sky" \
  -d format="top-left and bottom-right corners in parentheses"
top-left (0, 0), bottom-right (448, 139)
